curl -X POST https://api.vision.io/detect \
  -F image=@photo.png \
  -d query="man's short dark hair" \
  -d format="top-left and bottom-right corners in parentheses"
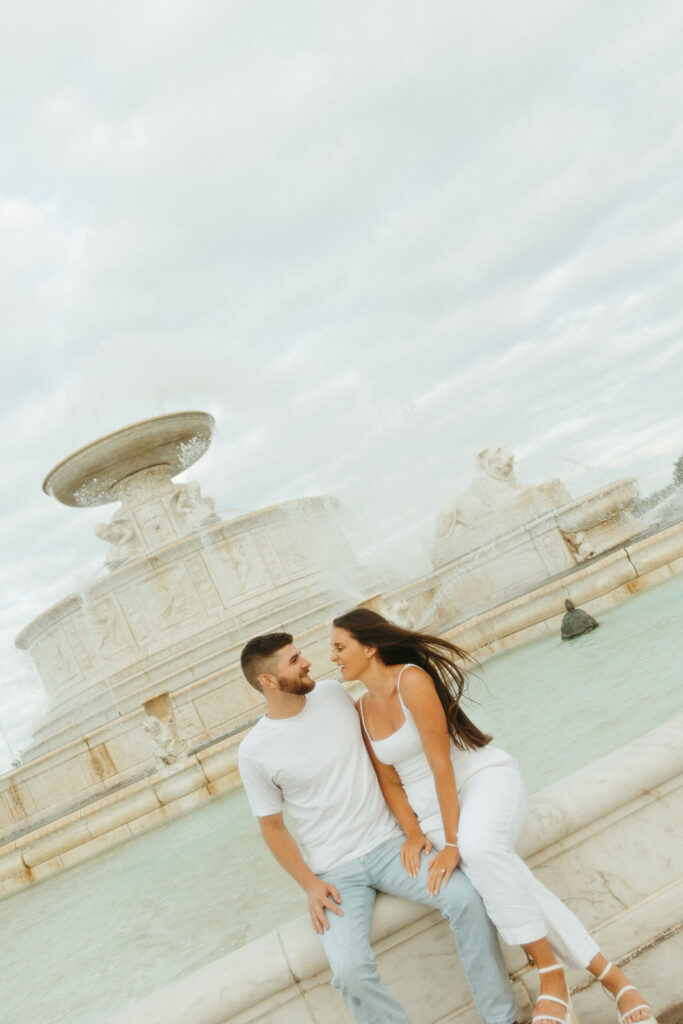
top-left (240, 632), bottom-right (293, 691)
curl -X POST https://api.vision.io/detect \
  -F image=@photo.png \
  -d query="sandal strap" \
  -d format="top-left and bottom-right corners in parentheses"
top-left (539, 996), bottom-right (568, 1008)
top-left (597, 961), bottom-right (614, 982)
top-left (539, 964), bottom-right (564, 975)
top-left (532, 1017), bottom-right (569, 1024)
top-left (616, 986), bottom-right (637, 1002)
top-left (620, 1004), bottom-right (652, 1020)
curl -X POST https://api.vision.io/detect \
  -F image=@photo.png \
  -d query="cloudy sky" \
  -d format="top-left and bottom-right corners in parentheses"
top-left (1, 0), bottom-right (682, 768)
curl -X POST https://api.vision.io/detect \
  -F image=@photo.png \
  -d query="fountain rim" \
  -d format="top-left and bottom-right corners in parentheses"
top-left (42, 411), bottom-right (216, 508)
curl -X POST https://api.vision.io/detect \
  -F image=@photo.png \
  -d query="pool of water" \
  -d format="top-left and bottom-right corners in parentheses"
top-left (3, 573), bottom-right (683, 1024)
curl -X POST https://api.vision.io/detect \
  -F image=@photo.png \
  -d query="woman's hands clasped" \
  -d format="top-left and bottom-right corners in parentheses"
top-left (426, 844), bottom-right (460, 897)
top-left (400, 833), bottom-right (432, 877)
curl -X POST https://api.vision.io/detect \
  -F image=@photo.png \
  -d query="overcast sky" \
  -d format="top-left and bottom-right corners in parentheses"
top-left (1, 1), bottom-right (682, 769)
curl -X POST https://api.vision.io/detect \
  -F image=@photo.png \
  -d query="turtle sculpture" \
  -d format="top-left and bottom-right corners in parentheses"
top-left (561, 598), bottom-right (599, 640)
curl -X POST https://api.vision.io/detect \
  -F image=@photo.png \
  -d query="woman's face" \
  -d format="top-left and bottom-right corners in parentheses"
top-left (330, 626), bottom-right (372, 681)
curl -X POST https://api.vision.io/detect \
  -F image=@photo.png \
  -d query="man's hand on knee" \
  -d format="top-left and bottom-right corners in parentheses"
top-left (305, 877), bottom-right (343, 934)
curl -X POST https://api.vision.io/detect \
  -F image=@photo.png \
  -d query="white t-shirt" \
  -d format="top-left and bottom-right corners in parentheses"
top-left (238, 678), bottom-right (401, 874)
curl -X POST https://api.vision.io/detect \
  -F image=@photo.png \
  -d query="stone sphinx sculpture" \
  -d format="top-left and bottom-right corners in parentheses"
top-left (432, 445), bottom-right (572, 567)
top-left (435, 445), bottom-right (523, 541)
top-left (423, 445), bottom-right (643, 630)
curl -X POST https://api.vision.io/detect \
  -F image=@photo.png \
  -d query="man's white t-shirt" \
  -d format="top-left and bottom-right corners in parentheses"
top-left (238, 679), bottom-right (401, 874)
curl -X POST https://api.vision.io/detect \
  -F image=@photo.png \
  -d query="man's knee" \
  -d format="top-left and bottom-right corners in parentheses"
top-left (436, 867), bottom-right (488, 922)
top-left (328, 946), bottom-right (378, 998)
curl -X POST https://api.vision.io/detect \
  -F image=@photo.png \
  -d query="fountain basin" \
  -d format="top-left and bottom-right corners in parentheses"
top-left (43, 411), bottom-right (215, 507)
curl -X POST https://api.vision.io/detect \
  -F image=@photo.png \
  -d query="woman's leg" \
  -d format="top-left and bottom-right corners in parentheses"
top-left (522, 938), bottom-right (571, 1023)
top-left (453, 765), bottom-right (654, 1022)
top-left (453, 765), bottom-right (592, 1022)
top-left (585, 955), bottom-right (654, 1023)
top-left (454, 764), bottom-right (598, 967)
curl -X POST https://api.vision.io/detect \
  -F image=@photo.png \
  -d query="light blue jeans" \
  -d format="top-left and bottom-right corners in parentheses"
top-left (318, 836), bottom-right (519, 1024)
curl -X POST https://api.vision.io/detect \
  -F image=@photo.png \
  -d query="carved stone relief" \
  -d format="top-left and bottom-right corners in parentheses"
top-left (95, 511), bottom-right (144, 570)
top-left (140, 563), bottom-right (204, 634)
top-left (269, 523), bottom-right (309, 578)
top-left (170, 481), bottom-right (219, 533)
top-left (207, 532), bottom-right (271, 603)
top-left (142, 715), bottom-right (186, 769)
top-left (32, 629), bottom-right (80, 688)
top-left (135, 499), bottom-right (179, 550)
top-left (86, 597), bottom-right (134, 658)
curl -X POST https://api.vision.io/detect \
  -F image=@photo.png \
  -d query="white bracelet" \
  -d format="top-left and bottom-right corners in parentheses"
top-left (445, 842), bottom-right (458, 848)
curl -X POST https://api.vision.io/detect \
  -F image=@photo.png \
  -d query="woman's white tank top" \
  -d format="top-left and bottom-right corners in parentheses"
top-left (359, 664), bottom-right (514, 836)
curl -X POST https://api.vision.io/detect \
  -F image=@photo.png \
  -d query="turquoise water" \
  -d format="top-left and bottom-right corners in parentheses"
top-left (2, 573), bottom-right (682, 1024)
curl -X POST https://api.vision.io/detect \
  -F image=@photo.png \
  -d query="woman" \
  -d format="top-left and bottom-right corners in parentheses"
top-left (331, 607), bottom-right (656, 1024)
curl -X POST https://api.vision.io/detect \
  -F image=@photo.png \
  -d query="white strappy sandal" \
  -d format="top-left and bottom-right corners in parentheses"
top-left (597, 962), bottom-right (658, 1024)
top-left (532, 964), bottom-right (577, 1024)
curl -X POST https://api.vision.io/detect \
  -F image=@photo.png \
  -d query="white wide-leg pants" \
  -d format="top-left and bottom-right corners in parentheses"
top-left (427, 762), bottom-right (599, 969)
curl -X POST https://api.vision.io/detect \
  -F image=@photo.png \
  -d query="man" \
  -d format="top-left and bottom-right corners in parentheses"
top-left (238, 632), bottom-right (519, 1024)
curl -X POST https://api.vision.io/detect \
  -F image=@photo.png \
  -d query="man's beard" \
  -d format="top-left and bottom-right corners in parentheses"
top-left (278, 671), bottom-right (315, 696)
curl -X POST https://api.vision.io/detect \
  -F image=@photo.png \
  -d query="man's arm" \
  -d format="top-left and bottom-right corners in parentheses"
top-left (258, 812), bottom-right (344, 935)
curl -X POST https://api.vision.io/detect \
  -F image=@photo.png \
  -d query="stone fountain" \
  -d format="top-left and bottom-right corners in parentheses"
top-left (2, 424), bottom-right (682, 912)
top-left (16, 412), bottom-right (361, 759)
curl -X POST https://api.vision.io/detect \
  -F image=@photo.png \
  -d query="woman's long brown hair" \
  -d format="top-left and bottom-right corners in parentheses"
top-left (333, 607), bottom-right (491, 750)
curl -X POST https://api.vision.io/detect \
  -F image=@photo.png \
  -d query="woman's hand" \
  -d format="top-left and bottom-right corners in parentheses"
top-left (426, 845), bottom-right (460, 896)
top-left (400, 834), bottom-right (433, 877)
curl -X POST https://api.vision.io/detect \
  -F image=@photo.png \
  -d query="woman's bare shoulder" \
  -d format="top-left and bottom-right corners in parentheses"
top-left (399, 665), bottom-right (438, 703)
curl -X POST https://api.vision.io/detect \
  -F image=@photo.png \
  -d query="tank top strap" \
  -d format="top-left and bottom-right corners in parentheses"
top-left (395, 663), bottom-right (417, 712)
top-left (358, 694), bottom-right (370, 737)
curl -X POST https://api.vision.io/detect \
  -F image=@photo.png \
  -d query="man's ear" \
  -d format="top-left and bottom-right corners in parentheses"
top-left (258, 671), bottom-right (278, 692)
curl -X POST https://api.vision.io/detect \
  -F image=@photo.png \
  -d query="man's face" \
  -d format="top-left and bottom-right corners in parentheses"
top-left (271, 643), bottom-right (315, 695)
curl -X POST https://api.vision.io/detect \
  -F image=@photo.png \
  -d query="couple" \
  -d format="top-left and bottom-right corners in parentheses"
top-left (238, 608), bottom-right (656, 1024)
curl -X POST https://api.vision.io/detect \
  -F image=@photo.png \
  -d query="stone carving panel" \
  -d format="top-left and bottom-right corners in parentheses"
top-left (182, 551), bottom-right (224, 616)
top-left (135, 499), bottom-right (179, 550)
top-left (139, 563), bottom-right (204, 635)
top-left (528, 525), bottom-right (576, 575)
top-left (62, 615), bottom-right (96, 676)
top-left (115, 585), bottom-right (153, 646)
top-left (205, 532), bottom-right (271, 605)
top-left (253, 528), bottom-right (289, 585)
top-left (268, 522), bottom-right (309, 578)
top-left (84, 597), bottom-right (136, 660)
top-left (31, 628), bottom-right (81, 690)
